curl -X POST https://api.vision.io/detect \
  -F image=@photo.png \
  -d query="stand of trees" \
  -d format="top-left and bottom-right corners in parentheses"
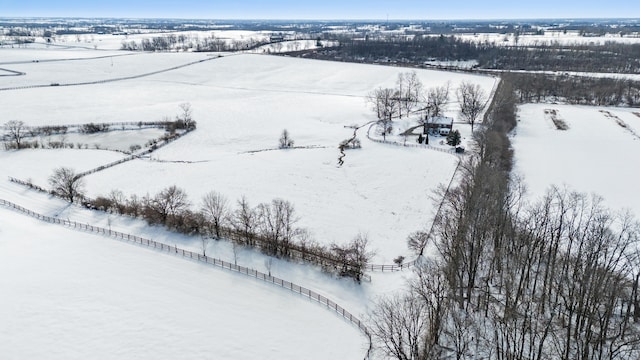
top-left (367, 70), bottom-right (425, 127)
top-left (369, 78), bottom-right (640, 359)
top-left (503, 72), bottom-right (640, 107)
top-left (310, 34), bottom-right (640, 74)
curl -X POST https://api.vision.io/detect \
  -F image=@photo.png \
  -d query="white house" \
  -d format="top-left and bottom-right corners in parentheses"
top-left (424, 116), bottom-right (454, 136)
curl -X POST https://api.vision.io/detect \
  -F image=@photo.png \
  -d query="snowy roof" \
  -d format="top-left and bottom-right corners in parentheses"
top-left (427, 116), bottom-right (454, 125)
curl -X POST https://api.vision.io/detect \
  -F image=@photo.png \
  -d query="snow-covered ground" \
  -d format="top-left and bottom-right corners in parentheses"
top-left (0, 49), bottom-right (495, 263)
top-left (0, 44), bottom-right (496, 359)
top-left (456, 30), bottom-right (640, 46)
top-left (0, 206), bottom-right (367, 360)
top-left (1, 30), bottom-right (271, 51)
top-left (512, 103), bottom-right (640, 217)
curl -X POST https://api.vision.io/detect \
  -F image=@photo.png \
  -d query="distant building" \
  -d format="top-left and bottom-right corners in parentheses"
top-left (424, 116), bottom-right (454, 135)
top-left (270, 35), bottom-right (284, 42)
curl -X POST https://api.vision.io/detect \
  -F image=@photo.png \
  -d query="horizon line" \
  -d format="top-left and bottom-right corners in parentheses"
top-left (1, 16), bottom-right (639, 22)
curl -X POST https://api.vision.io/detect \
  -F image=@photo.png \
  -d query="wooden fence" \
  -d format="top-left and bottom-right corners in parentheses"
top-left (366, 123), bottom-right (461, 156)
top-left (7, 176), bottom-right (374, 280)
top-left (0, 197), bottom-right (372, 359)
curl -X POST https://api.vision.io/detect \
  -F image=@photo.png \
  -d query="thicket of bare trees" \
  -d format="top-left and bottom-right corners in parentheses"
top-left (504, 72), bottom-right (640, 107)
top-left (370, 79), bottom-right (640, 359)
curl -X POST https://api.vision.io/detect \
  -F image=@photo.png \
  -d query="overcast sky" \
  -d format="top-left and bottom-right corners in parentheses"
top-left (1, 0), bottom-right (638, 20)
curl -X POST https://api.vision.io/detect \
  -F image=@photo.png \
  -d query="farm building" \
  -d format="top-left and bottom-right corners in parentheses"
top-left (423, 116), bottom-right (454, 135)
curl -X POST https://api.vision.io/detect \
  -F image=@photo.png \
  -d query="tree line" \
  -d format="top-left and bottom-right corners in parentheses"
top-left (120, 33), bottom-right (271, 52)
top-left (368, 78), bottom-right (640, 359)
top-left (93, 187), bottom-right (373, 282)
top-left (305, 34), bottom-right (640, 75)
top-left (33, 168), bottom-right (374, 283)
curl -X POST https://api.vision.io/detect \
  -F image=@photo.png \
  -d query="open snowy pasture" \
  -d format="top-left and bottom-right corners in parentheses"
top-left (63, 29), bottom-right (272, 50)
top-left (84, 141), bottom-right (459, 262)
top-left (1, 52), bottom-right (495, 263)
top-left (0, 49), bottom-right (212, 88)
top-left (1, 29), bottom-right (271, 51)
top-left (512, 103), bottom-right (640, 217)
top-left (0, 207), bottom-right (367, 360)
top-left (0, 149), bottom-right (126, 186)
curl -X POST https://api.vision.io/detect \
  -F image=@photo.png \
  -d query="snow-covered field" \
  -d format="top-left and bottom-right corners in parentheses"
top-left (1, 47), bottom-right (495, 263)
top-left (456, 30), bottom-right (640, 46)
top-left (0, 207), bottom-right (367, 360)
top-left (0, 44), bottom-right (496, 359)
top-left (512, 103), bottom-right (640, 217)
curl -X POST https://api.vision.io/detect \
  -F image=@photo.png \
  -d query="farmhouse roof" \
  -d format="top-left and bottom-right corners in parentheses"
top-left (428, 116), bottom-right (453, 125)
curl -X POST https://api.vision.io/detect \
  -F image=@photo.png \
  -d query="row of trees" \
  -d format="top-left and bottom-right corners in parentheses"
top-left (120, 33), bottom-right (270, 52)
top-left (42, 169), bottom-right (373, 282)
top-left (368, 78), bottom-right (640, 359)
top-left (92, 187), bottom-right (373, 281)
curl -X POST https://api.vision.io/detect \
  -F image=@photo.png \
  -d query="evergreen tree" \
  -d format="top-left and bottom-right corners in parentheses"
top-left (446, 130), bottom-right (461, 147)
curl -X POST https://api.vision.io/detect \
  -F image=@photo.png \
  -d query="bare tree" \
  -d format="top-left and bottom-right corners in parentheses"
top-left (48, 167), bottom-right (85, 203)
top-left (407, 230), bottom-right (430, 256)
top-left (331, 232), bottom-right (375, 282)
top-left (231, 195), bottom-right (257, 246)
top-left (367, 87), bottom-right (399, 140)
top-left (456, 82), bottom-right (487, 131)
top-left (278, 129), bottom-right (294, 148)
top-left (397, 71), bottom-right (424, 118)
top-left (411, 259), bottom-right (450, 357)
top-left (108, 189), bottom-right (128, 214)
top-left (425, 82), bottom-right (450, 119)
top-left (370, 293), bottom-right (429, 360)
top-left (143, 185), bottom-right (190, 224)
top-left (4, 120), bottom-right (27, 149)
top-left (256, 198), bottom-right (299, 256)
top-left (176, 102), bottom-right (196, 130)
top-left (200, 191), bottom-right (229, 239)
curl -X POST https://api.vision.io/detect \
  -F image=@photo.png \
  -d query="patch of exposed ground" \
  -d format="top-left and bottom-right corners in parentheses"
top-left (544, 109), bottom-right (569, 130)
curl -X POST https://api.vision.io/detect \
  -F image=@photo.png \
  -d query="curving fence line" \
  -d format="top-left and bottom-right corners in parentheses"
top-left (0, 197), bottom-right (373, 359)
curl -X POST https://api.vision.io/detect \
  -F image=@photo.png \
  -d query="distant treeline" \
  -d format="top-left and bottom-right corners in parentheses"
top-left (309, 34), bottom-right (640, 74)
